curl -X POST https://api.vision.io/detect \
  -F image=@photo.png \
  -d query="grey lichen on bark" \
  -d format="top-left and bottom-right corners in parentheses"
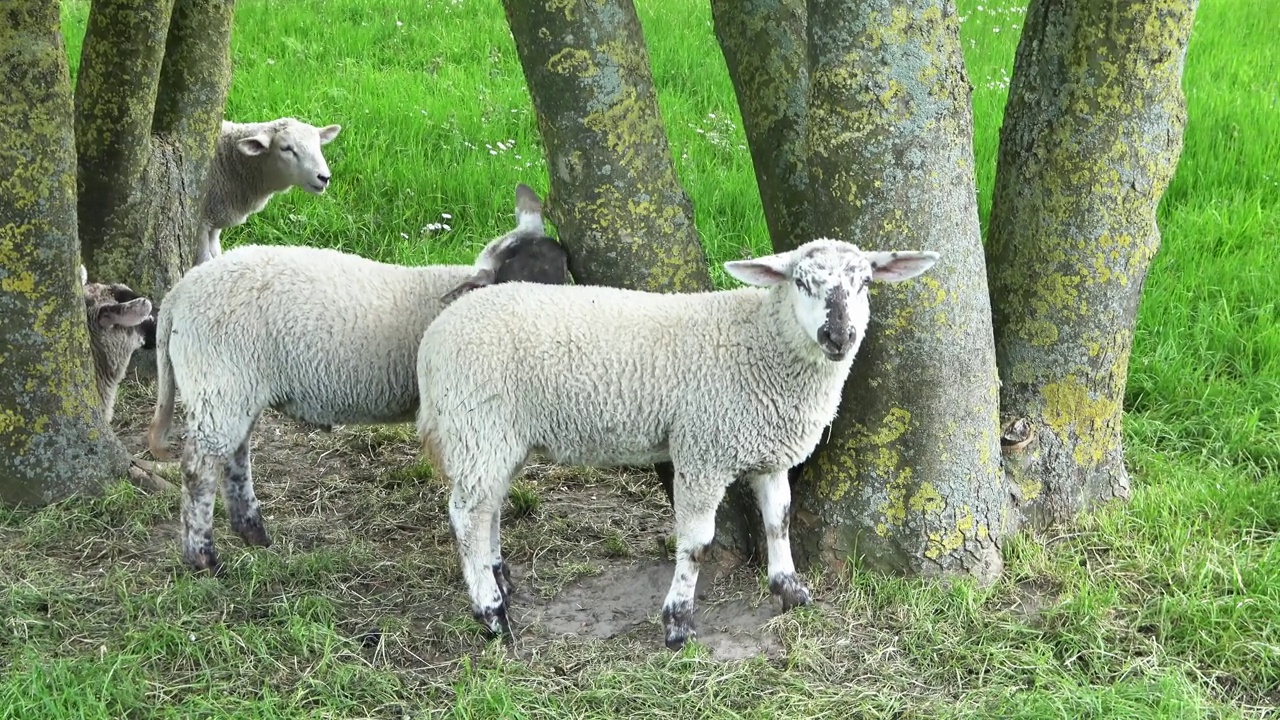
top-left (502, 0), bottom-right (712, 293)
top-left (0, 0), bottom-right (131, 505)
top-left (986, 0), bottom-right (1199, 530)
top-left (791, 0), bottom-right (1008, 583)
top-left (74, 0), bottom-right (235, 304)
top-left (711, 0), bottom-right (811, 252)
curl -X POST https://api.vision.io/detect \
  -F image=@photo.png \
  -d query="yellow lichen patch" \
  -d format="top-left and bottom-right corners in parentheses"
top-left (1042, 375), bottom-right (1119, 468)
top-left (1, 271), bottom-right (35, 294)
top-left (546, 47), bottom-right (595, 78)
top-left (0, 409), bottom-right (24, 435)
top-left (908, 481), bottom-right (944, 514)
top-left (544, 0), bottom-right (580, 22)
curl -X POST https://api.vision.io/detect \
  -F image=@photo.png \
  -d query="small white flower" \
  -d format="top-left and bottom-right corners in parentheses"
top-left (400, 233), bottom-right (409, 239)
top-left (396, 20), bottom-right (403, 27)
top-left (266, 58), bottom-right (276, 65)
top-left (441, 213), bottom-right (452, 219)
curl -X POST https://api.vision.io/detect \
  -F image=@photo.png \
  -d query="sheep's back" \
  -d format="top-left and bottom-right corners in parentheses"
top-left (166, 244), bottom-right (473, 426)
top-left (417, 281), bottom-right (839, 471)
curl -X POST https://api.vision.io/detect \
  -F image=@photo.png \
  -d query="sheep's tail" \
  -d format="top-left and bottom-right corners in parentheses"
top-left (147, 305), bottom-right (177, 461)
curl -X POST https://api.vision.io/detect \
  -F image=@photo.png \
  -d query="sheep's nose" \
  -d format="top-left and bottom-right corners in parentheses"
top-left (317, 173), bottom-right (331, 184)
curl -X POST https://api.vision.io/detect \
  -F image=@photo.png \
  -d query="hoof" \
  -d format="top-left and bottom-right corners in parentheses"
top-left (661, 601), bottom-right (696, 651)
top-left (769, 573), bottom-right (812, 611)
top-left (183, 549), bottom-right (224, 578)
top-left (235, 520), bottom-right (273, 549)
top-left (492, 561), bottom-right (516, 603)
top-left (474, 602), bottom-right (512, 641)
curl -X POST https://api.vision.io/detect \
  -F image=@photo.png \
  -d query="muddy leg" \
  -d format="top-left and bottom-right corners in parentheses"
top-left (180, 441), bottom-right (225, 575)
top-left (750, 470), bottom-right (811, 611)
top-left (490, 505), bottom-right (515, 604)
top-left (225, 434), bottom-right (271, 548)
top-left (661, 468), bottom-right (729, 651)
top-left (451, 481), bottom-right (511, 642)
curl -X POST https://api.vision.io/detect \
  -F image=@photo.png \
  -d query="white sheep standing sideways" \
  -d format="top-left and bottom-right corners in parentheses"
top-left (149, 185), bottom-right (570, 574)
top-left (195, 117), bottom-right (342, 265)
top-left (415, 238), bottom-right (940, 650)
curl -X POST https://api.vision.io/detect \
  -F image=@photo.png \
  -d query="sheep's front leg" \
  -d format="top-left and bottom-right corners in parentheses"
top-left (180, 442), bottom-right (225, 576)
top-left (225, 435), bottom-right (272, 548)
top-left (661, 469), bottom-right (730, 651)
top-left (490, 505), bottom-right (515, 604)
top-left (750, 470), bottom-right (811, 611)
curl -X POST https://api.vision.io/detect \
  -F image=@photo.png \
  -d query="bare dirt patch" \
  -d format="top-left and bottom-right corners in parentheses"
top-left (109, 374), bottom-right (788, 662)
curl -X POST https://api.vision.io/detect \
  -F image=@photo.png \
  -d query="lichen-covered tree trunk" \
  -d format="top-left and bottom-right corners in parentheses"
top-left (986, 0), bottom-right (1198, 530)
top-left (711, 0), bottom-right (810, 253)
top-left (791, 0), bottom-right (1008, 582)
top-left (75, 0), bottom-right (235, 303)
top-left (502, 0), bottom-right (711, 292)
top-left (0, 0), bottom-right (132, 505)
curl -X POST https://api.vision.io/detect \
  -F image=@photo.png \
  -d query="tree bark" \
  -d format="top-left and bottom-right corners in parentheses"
top-left (791, 0), bottom-right (1008, 583)
top-left (75, 0), bottom-right (235, 303)
top-left (711, 0), bottom-right (811, 253)
top-left (0, 0), bottom-right (132, 505)
top-left (986, 0), bottom-right (1198, 530)
top-left (502, 0), bottom-right (712, 293)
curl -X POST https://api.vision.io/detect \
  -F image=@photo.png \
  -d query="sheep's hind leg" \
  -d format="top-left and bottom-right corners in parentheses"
top-left (180, 441), bottom-right (225, 576)
top-left (750, 470), bottom-right (811, 611)
top-left (490, 505), bottom-right (515, 604)
top-left (225, 432), bottom-right (272, 549)
top-left (661, 469), bottom-right (730, 651)
top-left (450, 477), bottom-right (513, 643)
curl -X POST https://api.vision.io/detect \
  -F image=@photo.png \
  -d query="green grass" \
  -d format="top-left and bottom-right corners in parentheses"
top-left (14, 0), bottom-right (1278, 717)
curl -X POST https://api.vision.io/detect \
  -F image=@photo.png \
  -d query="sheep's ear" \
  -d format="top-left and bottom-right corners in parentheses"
top-left (237, 134), bottom-right (272, 156)
top-left (866, 250), bottom-right (941, 283)
top-left (724, 251), bottom-right (795, 287)
top-left (514, 183), bottom-right (543, 232)
top-left (97, 297), bottom-right (152, 329)
top-left (441, 268), bottom-right (497, 305)
top-left (318, 124), bottom-right (341, 144)
top-left (78, 264), bottom-right (88, 286)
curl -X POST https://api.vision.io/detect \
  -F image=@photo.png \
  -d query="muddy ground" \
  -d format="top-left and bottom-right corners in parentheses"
top-left (109, 372), bottom-right (796, 664)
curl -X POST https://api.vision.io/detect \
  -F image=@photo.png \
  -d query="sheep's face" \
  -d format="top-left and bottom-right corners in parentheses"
top-left (81, 268), bottom-right (156, 391)
top-left (237, 119), bottom-right (342, 195)
top-left (724, 239), bottom-right (940, 362)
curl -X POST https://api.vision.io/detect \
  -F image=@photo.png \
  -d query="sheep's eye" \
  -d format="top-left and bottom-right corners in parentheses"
top-left (280, 145), bottom-right (294, 155)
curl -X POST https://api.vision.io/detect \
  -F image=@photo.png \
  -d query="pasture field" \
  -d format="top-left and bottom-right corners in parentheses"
top-left (0, 0), bottom-right (1275, 717)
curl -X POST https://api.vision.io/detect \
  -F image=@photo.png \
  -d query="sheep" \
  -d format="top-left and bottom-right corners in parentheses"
top-left (80, 264), bottom-right (156, 424)
top-left (414, 238), bottom-right (940, 650)
top-left (148, 184), bottom-right (571, 575)
top-left (195, 117), bottom-right (342, 265)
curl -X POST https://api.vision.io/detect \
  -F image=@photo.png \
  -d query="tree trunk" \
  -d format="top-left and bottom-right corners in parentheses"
top-left (502, 0), bottom-right (712, 293)
top-left (986, 0), bottom-right (1198, 530)
top-left (791, 0), bottom-right (1008, 583)
top-left (711, 0), bottom-right (811, 253)
top-left (75, 0), bottom-right (235, 304)
top-left (0, 0), bottom-right (131, 505)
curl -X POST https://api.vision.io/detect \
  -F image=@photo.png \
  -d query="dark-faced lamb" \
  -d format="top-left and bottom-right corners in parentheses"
top-left (414, 238), bottom-right (940, 650)
top-left (80, 264), bottom-right (156, 424)
top-left (148, 184), bottom-right (570, 575)
top-left (196, 117), bottom-right (342, 265)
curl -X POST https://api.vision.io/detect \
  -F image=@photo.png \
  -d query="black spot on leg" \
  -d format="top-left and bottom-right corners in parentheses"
top-left (226, 443), bottom-right (271, 548)
top-left (662, 599), bottom-right (697, 651)
top-left (769, 573), bottom-right (812, 611)
top-left (183, 528), bottom-right (224, 577)
top-left (492, 561), bottom-right (516, 603)
top-left (473, 601), bottom-right (512, 642)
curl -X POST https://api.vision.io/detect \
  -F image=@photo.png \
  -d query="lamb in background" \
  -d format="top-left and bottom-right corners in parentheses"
top-left (80, 265), bottom-right (173, 493)
top-left (196, 117), bottom-right (342, 265)
top-left (80, 264), bottom-right (156, 424)
top-left (415, 238), bottom-right (940, 650)
top-left (148, 184), bottom-right (571, 575)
